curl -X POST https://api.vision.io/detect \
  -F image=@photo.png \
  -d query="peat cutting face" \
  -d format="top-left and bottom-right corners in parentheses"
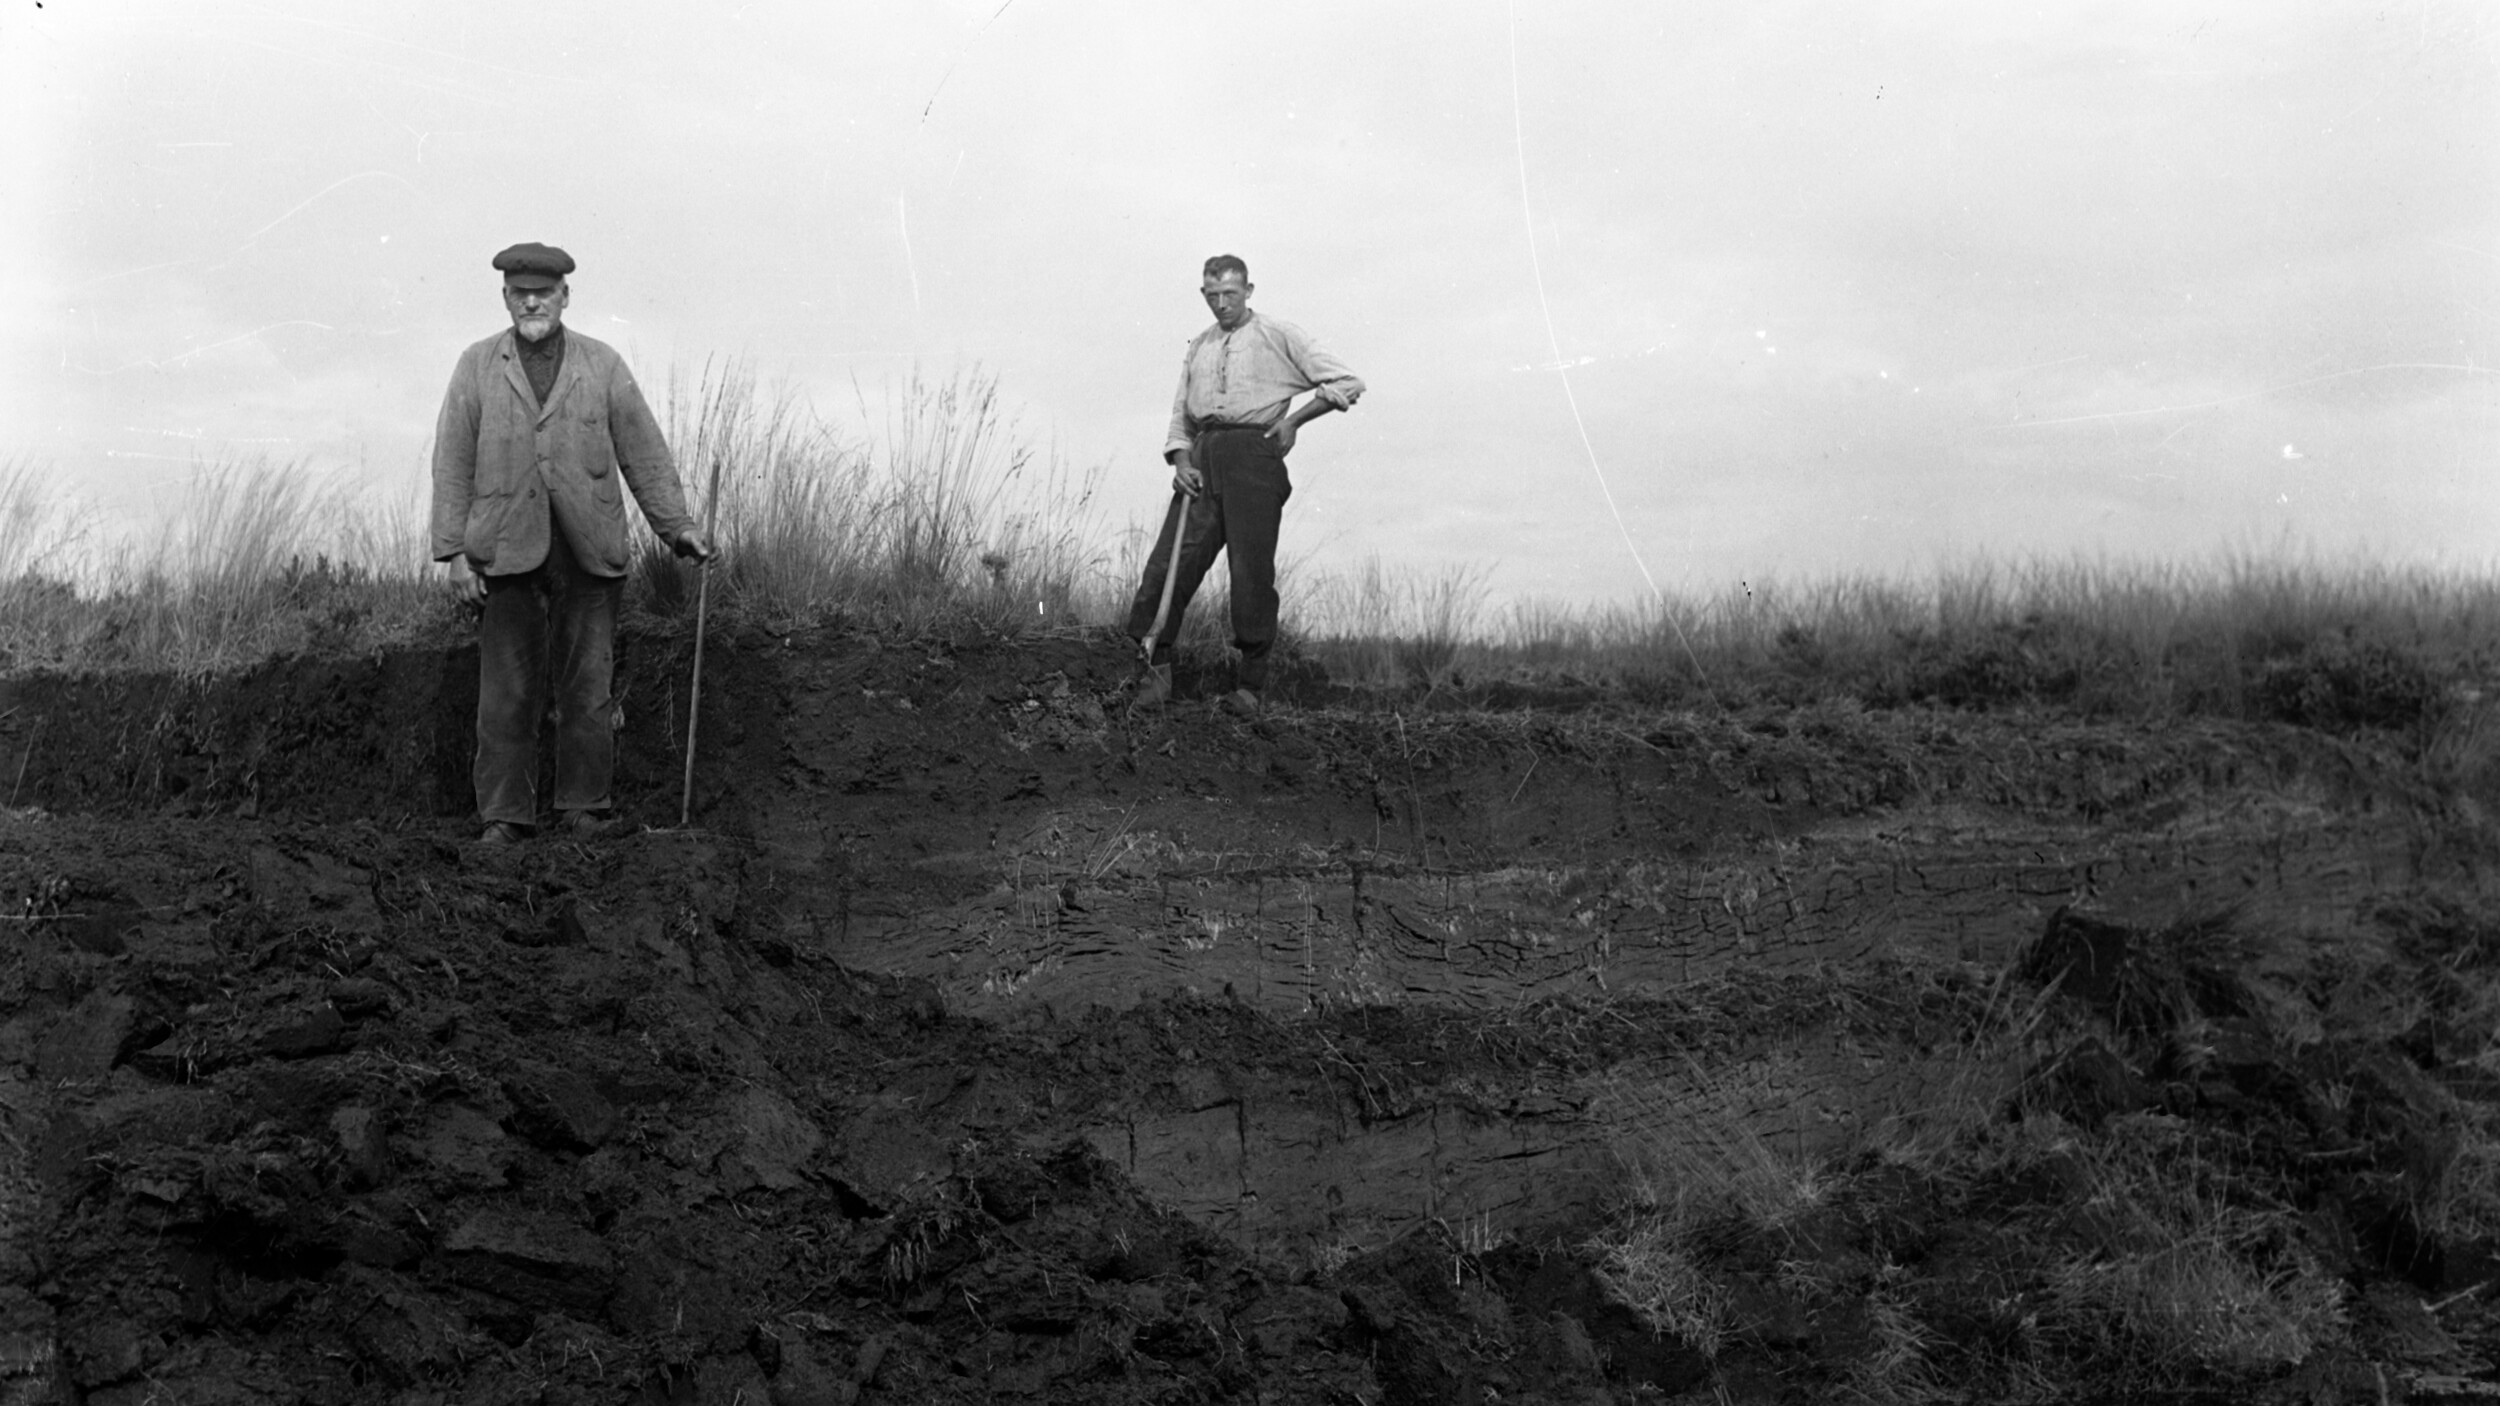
top-left (2, 628), bottom-right (2497, 1402)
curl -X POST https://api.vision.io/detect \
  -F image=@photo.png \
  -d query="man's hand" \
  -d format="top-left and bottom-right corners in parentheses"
top-left (1263, 419), bottom-right (1299, 456)
top-left (672, 528), bottom-right (715, 563)
top-left (445, 557), bottom-right (488, 607)
top-left (1170, 458), bottom-right (1205, 499)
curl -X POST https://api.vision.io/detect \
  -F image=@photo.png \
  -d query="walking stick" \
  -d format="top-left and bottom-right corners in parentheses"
top-left (1139, 488), bottom-right (1188, 666)
top-left (679, 458), bottom-right (722, 828)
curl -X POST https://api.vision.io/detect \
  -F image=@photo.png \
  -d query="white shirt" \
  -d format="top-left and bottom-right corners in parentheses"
top-left (1163, 311), bottom-right (1366, 456)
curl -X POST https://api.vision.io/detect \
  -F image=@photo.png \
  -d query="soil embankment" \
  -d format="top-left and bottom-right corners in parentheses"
top-left (2, 628), bottom-right (2497, 1403)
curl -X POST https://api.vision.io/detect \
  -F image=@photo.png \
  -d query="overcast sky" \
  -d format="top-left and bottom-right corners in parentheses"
top-left (6, 1), bottom-right (2496, 603)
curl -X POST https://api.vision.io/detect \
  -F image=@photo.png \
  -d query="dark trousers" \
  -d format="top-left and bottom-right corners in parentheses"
top-left (1124, 427), bottom-right (1292, 690)
top-left (475, 529), bottom-right (622, 826)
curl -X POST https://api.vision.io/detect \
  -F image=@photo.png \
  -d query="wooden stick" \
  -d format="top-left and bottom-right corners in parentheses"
top-left (1140, 488), bottom-right (1188, 664)
top-left (679, 458), bottom-right (723, 828)
top-left (7, 716), bottom-right (36, 809)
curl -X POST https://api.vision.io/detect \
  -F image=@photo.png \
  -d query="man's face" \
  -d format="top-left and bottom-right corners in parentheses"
top-left (1201, 271), bottom-right (1252, 331)
top-left (503, 280), bottom-right (568, 342)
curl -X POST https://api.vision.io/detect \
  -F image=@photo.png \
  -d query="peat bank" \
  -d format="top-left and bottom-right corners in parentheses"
top-left (4, 626), bottom-right (2500, 1404)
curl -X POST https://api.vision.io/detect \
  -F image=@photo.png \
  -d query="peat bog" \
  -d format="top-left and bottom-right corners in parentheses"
top-left (5, 625), bottom-right (2500, 1403)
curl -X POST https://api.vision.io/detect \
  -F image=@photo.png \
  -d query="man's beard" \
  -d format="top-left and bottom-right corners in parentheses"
top-left (516, 315), bottom-right (558, 342)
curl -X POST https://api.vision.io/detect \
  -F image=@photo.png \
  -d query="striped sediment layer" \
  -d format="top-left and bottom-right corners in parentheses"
top-left (4, 631), bottom-right (2494, 1399)
top-left (778, 709), bottom-right (2436, 1262)
top-left (819, 794), bottom-right (2409, 1018)
top-left (734, 637), bottom-right (2469, 1262)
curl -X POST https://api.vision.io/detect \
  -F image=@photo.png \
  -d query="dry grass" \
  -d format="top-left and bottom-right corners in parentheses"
top-left (1859, 1275), bottom-right (1948, 1402)
top-left (1583, 1054), bottom-right (1847, 1360)
top-left (2032, 1115), bottom-right (2349, 1373)
top-left (8, 361), bottom-right (2499, 714)
top-left (1580, 962), bottom-right (2017, 1363)
top-left (1587, 1220), bottom-right (1732, 1356)
top-left (1607, 1058), bottom-right (1834, 1232)
top-left (0, 458), bottom-right (437, 674)
top-left (1570, 937), bottom-right (2366, 1395)
top-left (0, 362), bottom-right (1118, 676)
top-left (641, 362), bottom-right (1114, 635)
top-left (1585, 1060), bottom-right (1824, 1358)
top-left (1125, 538), bottom-right (2500, 735)
top-left (1589, 1100), bottom-right (2352, 1391)
top-left (1494, 554), bottom-right (2500, 676)
top-left (2429, 1078), bottom-right (2500, 1250)
top-left (1299, 552), bottom-right (2500, 729)
top-left (1295, 556), bottom-right (1494, 688)
top-left (0, 457), bottom-right (88, 584)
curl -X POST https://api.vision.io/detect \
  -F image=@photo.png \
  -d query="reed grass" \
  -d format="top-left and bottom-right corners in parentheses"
top-left (637, 362), bottom-right (1114, 636)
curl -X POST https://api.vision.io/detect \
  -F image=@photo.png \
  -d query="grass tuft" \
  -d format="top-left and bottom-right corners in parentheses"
top-left (1295, 555), bottom-right (1494, 688)
top-left (2031, 1115), bottom-right (2349, 1373)
top-left (1587, 1219), bottom-right (1732, 1356)
top-left (642, 362), bottom-right (1114, 637)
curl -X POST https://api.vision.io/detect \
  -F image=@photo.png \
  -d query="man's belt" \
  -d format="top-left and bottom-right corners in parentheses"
top-left (1194, 421), bottom-right (1270, 435)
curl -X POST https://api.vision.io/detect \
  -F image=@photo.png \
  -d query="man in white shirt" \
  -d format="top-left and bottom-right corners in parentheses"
top-left (1129, 254), bottom-right (1366, 711)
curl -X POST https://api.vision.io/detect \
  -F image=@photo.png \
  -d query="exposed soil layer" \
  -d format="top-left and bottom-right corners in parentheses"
top-left (4, 628), bottom-right (2500, 1403)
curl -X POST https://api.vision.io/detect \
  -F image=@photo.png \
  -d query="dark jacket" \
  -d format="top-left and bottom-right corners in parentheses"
top-left (429, 329), bottom-right (695, 577)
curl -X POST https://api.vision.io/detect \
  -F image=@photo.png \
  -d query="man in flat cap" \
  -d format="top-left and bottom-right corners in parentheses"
top-left (430, 241), bottom-right (712, 844)
top-left (1127, 253), bottom-right (1365, 711)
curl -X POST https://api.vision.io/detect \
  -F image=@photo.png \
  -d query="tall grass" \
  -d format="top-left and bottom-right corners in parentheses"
top-left (1290, 552), bottom-right (2500, 727)
top-left (1114, 546), bottom-right (1496, 690)
top-left (8, 359), bottom-right (2499, 713)
top-left (644, 362), bottom-right (1115, 634)
top-left (0, 362), bottom-right (1120, 675)
top-left (1484, 555), bottom-right (2500, 708)
top-left (0, 456), bottom-right (89, 584)
top-left (0, 458), bottom-right (438, 674)
top-left (1295, 555), bottom-right (1493, 687)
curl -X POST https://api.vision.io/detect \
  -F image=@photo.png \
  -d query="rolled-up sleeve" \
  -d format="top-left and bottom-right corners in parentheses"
top-left (1275, 321), bottom-right (1364, 411)
top-left (1159, 314), bottom-right (1363, 457)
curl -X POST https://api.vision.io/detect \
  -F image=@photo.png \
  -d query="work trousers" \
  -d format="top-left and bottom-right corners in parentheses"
top-left (1124, 427), bottom-right (1293, 690)
top-left (474, 528), bottom-right (622, 827)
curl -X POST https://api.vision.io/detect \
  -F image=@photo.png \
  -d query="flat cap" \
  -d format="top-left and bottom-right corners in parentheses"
top-left (492, 242), bottom-right (574, 287)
